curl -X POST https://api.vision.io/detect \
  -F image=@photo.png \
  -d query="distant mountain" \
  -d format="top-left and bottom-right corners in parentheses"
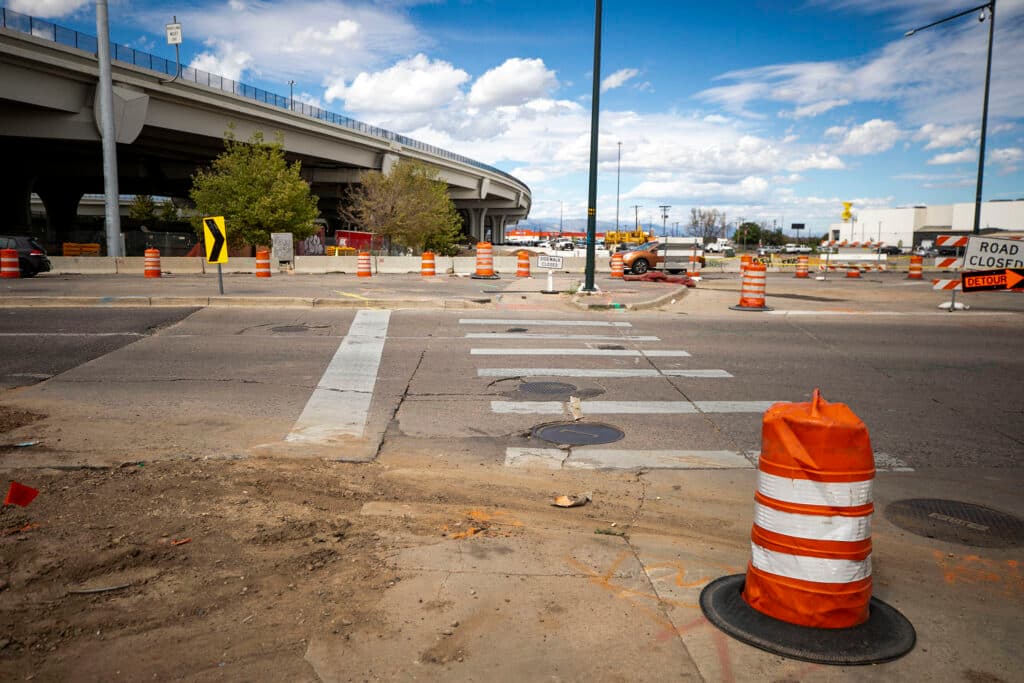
top-left (516, 217), bottom-right (634, 232)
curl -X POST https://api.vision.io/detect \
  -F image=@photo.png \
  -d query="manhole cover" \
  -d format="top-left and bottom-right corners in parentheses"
top-left (519, 381), bottom-right (577, 396)
top-left (884, 499), bottom-right (1024, 548)
top-left (532, 422), bottom-right (624, 446)
top-left (597, 344), bottom-right (626, 350)
top-left (506, 327), bottom-right (528, 333)
top-left (271, 325), bottom-right (310, 334)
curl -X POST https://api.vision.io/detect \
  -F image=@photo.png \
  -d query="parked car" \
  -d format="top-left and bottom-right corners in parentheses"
top-left (876, 245), bottom-right (903, 255)
top-left (782, 243), bottom-right (812, 254)
top-left (757, 245), bottom-right (782, 257)
top-left (613, 239), bottom-right (704, 274)
top-left (0, 234), bottom-right (51, 277)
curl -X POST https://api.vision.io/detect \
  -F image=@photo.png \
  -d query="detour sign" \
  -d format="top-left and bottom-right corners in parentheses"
top-left (961, 268), bottom-right (1024, 292)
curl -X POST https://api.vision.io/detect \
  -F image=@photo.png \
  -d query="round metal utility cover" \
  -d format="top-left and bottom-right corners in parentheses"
top-left (519, 381), bottom-right (577, 396)
top-left (532, 422), bottom-right (624, 446)
top-left (884, 499), bottom-right (1024, 548)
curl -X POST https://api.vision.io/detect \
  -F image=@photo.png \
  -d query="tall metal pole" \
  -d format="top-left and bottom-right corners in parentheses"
top-left (973, 0), bottom-right (995, 235)
top-left (289, 79), bottom-right (295, 111)
top-left (582, 0), bottom-right (603, 293)
top-left (615, 141), bottom-right (622, 231)
top-left (95, 0), bottom-right (122, 256)
top-left (659, 205), bottom-right (670, 238)
top-left (632, 205), bottom-right (641, 231)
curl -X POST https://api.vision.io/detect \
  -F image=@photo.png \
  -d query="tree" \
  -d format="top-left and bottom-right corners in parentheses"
top-left (686, 208), bottom-right (727, 242)
top-left (189, 128), bottom-right (320, 248)
top-left (733, 221), bottom-right (785, 246)
top-left (128, 195), bottom-right (158, 225)
top-left (341, 160), bottom-right (462, 254)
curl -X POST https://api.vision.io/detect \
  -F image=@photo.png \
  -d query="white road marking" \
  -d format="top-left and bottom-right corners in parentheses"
top-left (471, 348), bottom-right (691, 357)
top-left (478, 368), bottom-right (731, 378)
top-left (766, 310), bottom-right (1007, 316)
top-left (285, 310), bottom-right (390, 443)
top-left (459, 319), bottom-right (632, 327)
top-left (465, 333), bottom-right (659, 341)
top-left (504, 448), bottom-right (753, 470)
top-left (492, 400), bottom-right (777, 414)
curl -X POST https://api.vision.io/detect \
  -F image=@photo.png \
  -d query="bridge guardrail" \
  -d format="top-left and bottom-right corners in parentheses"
top-left (0, 8), bottom-right (527, 194)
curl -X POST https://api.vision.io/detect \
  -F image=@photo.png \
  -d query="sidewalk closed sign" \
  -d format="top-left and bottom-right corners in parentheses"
top-left (537, 255), bottom-right (563, 269)
top-left (963, 236), bottom-right (1024, 270)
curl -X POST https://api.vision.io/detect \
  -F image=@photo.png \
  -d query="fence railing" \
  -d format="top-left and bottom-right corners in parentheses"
top-left (0, 8), bottom-right (527, 191)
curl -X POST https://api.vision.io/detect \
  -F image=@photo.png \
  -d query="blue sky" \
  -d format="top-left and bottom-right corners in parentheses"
top-left (7, 0), bottom-right (1023, 234)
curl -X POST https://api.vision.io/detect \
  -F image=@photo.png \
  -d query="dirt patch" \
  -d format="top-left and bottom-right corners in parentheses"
top-left (0, 405), bottom-right (45, 434)
top-left (0, 457), bottom-right (408, 682)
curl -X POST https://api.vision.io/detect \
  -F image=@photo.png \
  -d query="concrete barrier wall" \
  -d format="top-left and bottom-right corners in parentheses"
top-left (161, 257), bottom-right (206, 274)
top-left (49, 256), bottom-right (118, 274)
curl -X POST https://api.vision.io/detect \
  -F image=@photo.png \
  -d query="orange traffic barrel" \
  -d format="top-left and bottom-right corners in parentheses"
top-left (610, 252), bottom-right (624, 278)
top-left (846, 266), bottom-right (861, 279)
top-left (357, 251), bottom-right (372, 277)
top-left (0, 248), bottom-right (19, 278)
top-left (740, 254), bottom-right (752, 274)
top-left (730, 262), bottom-right (771, 311)
top-left (255, 248), bottom-right (271, 278)
top-left (699, 389), bottom-right (916, 665)
top-left (144, 248), bottom-right (161, 278)
top-left (471, 242), bottom-right (498, 279)
top-left (516, 250), bottom-right (530, 278)
top-left (908, 254), bottom-right (923, 280)
top-left (421, 251), bottom-right (436, 277)
top-left (794, 254), bottom-right (809, 278)
top-left (688, 254), bottom-right (701, 279)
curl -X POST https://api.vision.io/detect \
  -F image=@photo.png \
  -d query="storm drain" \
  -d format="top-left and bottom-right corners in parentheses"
top-left (884, 498), bottom-right (1024, 548)
top-left (519, 381), bottom-right (577, 396)
top-left (506, 327), bottom-right (529, 333)
top-left (597, 344), bottom-right (626, 350)
top-left (532, 422), bottom-right (624, 446)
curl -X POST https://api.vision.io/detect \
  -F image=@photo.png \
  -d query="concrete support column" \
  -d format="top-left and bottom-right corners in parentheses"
top-left (0, 171), bottom-right (35, 231)
top-left (468, 207), bottom-right (488, 242)
top-left (35, 183), bottom-right (85, 244)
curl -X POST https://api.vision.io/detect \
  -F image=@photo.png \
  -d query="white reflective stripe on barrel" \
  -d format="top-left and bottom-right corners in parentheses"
top-left (751, 542), bottom-right (872, 583)
top-left (754, 501), bottom-right (871, 542)
top-left (757, 470), bottom-right (872, 507)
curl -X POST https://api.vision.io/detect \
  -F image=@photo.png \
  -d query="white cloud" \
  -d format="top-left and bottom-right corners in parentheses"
top-left (7, 0), bottom-right (88, 17)
top-left (468, 58), bottom-right (558, 108)
top-left (788, 152), bottom-right (845, 171)
top-left (833, 119), bottom-right (901, 155)
top-left (601, 68), bottom-right (640, 93)
top-left (324, 54), bottom-right (468, 113)
top-left (915, 123), bottom-right (978, 150)
top-left (785, 99), bottom-right (849, 119)
top-left (990, 147), bottom-right (1023, 165)
top-left (928, 149), bottom-right (976, 165)
top-left (189, 42), bottom-right (253, 83)
top-left (284, 20), bottom-right (360, 56)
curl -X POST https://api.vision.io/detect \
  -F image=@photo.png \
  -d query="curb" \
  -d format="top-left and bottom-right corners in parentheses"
top-left (0, 295), bottom-right (499, 310)
top-left (572, 284), bottom-right (690, 311)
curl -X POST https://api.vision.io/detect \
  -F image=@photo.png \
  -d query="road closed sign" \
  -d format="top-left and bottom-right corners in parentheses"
top-left (963, 235), bottom-right (1024, 270)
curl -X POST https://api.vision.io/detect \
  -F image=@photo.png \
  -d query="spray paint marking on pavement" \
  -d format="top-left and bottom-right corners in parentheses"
top-left (285, 310), bottom-right (390, 444)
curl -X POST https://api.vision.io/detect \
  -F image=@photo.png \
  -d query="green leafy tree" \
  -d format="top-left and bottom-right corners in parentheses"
top-left (128, 195), bottom-right (158, 225)
top-left (189, 128), bottom-right (320, 248)
top-left (341, 160), bottom-right (462, 254)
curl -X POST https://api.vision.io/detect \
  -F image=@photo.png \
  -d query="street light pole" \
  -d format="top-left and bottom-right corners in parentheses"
top-left (289, 79), bottom-right (295, 110)
top-left (615, 141), bottom-right (622, 232)
top-left (905, 0), bottom-right (996, 235)
top-left (659, 205), bottom-right (670, 239)
top-left (632, 205), bottom-right (642, 232)
top-left (95, 0), bottom-right (122, 256)
top-left (581, 0), bottom-right (603, 293)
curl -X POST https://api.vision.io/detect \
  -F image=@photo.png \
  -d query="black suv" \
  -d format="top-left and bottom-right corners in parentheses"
top-left (0, 235), bottom-right (51, 277)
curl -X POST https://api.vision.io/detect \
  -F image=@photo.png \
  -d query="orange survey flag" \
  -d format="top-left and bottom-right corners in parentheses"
top-left (4, 481), bottom-right (39, 507)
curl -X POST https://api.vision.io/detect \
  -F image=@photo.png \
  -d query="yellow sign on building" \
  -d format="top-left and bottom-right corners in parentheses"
top-left (841, 202), bottom-right (853, 221)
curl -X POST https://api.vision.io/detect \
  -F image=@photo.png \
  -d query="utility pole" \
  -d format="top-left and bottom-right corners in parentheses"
top-left (95, 0), bottom-right (122, 256)
top-left (659, 205), bottom-right (670, 238)
top-left (289, 80), bottom-right (295, 110)
top-left (581, 0), bottom-right (603, 293)
top-left (632, 205), bottom-right (642, 232)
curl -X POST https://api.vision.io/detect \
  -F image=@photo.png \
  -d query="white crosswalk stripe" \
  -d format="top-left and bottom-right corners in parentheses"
top-left (470, 348), bottom-right (691, 357)
top-left (466, 333), bottom-right (659, 341)
top-left (491, 400), bottom-right (777, 414)
top-left (478, 368), bottom-right (732, 378)
top-left (460, 318), bottom-right (632, 327)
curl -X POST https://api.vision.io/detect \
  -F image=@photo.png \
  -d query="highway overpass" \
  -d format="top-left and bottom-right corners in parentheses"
top-left (0, 9), bottom-right (531, 249)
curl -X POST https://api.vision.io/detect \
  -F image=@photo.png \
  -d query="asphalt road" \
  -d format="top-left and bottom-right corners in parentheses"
top-left (2, 305), bottom-right (1021, 471)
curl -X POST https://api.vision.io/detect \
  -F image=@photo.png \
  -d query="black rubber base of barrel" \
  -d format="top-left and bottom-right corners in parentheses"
top-left (699, 574), bottom-right (916, 665)
top-left (729, 304), bottom-right (773, 312)
top-left (470, 274), bottom-right (500, 280)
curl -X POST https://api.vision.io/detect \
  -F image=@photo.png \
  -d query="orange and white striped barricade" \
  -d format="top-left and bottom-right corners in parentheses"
top-left (255, 248), bottom-right (271, 278)
top-left (934, 257), bottom-right (963, 271)
top-left (144, 248), bottom-right (161, 278)
top-left (730, 262), bottom-right (771, 311)
top-left (935, 235), bottom-right (968, 250)
top-left (846, 265), bottom-right (861, 279)
top-left (421, 251), bottom-right (436, 277)
top-left (610, 252), bottom-right (624, 278)
top-left (740, 254), bottom-right (752, 275)
top-left (794, 255), bottom-right (809, 278)
top-left (688, 253), bottom-right (701, 279)
top-left (0, 248), bottom-right (20, 278)
top-left (700, 389), bottom-right (916, 665)
top-left (357, 251), bottom-right (372, 278)
top-left (908, 255), bottom-right (923, 280)
top-left (471, 242), bottom-right (498, 279)
top-left (934, 278), bottom-right (968, 311)
top-left (516, 250), bottom-right (530, 278)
